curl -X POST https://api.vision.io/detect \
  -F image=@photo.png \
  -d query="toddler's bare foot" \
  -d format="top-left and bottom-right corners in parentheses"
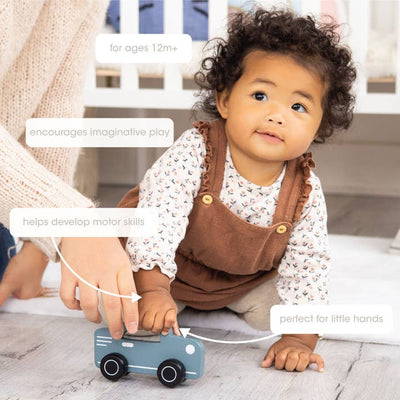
top-left (0, 241), bottom-right (49, 304)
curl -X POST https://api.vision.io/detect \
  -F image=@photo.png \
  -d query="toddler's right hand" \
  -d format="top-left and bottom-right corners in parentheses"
top-left (134, 266), bottom-right (180, 336)
top-left (139, 288), bottom-right (180, 335)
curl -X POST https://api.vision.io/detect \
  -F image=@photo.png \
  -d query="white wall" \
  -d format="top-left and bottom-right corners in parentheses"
top-left (312, 113), bottom-right (400, 197)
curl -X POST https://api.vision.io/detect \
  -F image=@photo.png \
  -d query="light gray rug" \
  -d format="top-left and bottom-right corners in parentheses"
top-left (2, 235), bottom-right (399, 345)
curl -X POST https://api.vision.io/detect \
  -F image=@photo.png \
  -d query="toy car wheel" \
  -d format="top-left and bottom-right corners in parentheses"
top-left (100, 353), bottom-right (128, 381)
top-left (157, 359), bottom-right (186, 388)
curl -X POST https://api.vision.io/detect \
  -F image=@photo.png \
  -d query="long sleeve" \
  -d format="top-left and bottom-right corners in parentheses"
top-left (28, 0), bottom-right (110, 184)
top-left (126, 132), bottom-right (331, 302)
top-left (0, 125), bottom-right (93, 259)
top-left (276, 173), bottom-right (330, 305)
top-left (0, 1), bottom-right (45, 82)
top-left (0, 0), bottom-right (109, 260)
top-left (126, 129), bottom-right (206, 279)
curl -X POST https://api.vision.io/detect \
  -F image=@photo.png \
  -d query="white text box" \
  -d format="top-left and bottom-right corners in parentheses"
top-left (270, 304), bottom-right (393, 335)
top-left (10, 208), bottom-right (158, 238)
top-left (26, 118), bottom-right (173, 148)
top-left (96, 34), bottom-right (192, 63)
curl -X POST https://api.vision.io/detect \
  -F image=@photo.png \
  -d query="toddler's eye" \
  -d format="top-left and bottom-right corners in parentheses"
top-left (292, 103), bottom-right (307, 113)
top-left (252, 92), bottom-right (268, 102)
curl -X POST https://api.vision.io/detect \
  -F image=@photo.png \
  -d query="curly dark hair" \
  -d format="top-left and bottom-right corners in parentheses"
top-left (193, 8), bottom-right (357, 142)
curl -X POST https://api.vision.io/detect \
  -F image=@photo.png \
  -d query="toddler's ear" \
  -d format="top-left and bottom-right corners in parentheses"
top-left (215, 89), bottom-right (229, 119)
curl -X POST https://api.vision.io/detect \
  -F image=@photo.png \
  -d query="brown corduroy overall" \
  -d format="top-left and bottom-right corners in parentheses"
top-left (118, 119), bottom-right (315, 311)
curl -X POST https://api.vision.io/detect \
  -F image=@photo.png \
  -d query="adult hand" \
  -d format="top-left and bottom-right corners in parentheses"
top-left (0, 241), bottom-right (48, 304)
top-left (59, 237), bottom-right (139, 339)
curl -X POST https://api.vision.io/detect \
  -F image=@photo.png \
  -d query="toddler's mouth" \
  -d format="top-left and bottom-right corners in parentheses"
top-left (256, 130), bottom-right (284, 143)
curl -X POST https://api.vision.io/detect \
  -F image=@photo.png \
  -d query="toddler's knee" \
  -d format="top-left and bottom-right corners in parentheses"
top-left (242, 306), bottom-right (272, 331)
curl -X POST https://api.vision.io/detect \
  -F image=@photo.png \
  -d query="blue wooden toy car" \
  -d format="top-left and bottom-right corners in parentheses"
top-left (94, 328), bottom-right (205, 388)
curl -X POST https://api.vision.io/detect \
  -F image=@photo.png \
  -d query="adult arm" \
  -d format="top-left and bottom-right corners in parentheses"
top-left (0, 1), bottom-right (139, 338)
top-left (0, 0), bottom-right (109, 259)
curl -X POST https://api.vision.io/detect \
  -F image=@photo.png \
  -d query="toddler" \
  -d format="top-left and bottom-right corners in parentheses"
top-left (119, 8), bottom-right (356, 372)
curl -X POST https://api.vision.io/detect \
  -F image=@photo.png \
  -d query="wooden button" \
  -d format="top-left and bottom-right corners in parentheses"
top-left (276, 225), bottom-right (287, 234)
top-left (202, 194), bottom-right (213, 205)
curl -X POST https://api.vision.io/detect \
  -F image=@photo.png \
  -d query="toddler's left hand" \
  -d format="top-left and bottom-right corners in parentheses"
top-left (261, 334), bottom-right (324, 372)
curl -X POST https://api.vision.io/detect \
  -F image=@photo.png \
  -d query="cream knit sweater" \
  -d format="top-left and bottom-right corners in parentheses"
top-left (0, 0), bottom-right (109, 260)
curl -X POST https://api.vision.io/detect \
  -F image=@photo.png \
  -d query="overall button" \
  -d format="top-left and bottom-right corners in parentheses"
top-left (276, 225), bottom-right (287, 234)
top-left (202, 194), bottom-right (213, 205)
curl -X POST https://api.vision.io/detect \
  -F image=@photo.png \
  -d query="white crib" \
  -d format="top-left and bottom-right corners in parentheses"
top-left (82, 0), bottom-right (400, 251)
top-left (84, 0), bottom-right (400, 113)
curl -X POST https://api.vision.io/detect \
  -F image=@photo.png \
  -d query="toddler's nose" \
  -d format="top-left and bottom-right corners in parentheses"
top-left (265, 104), bottom-right (285, 125)
top-left (267, 112), bottom-right (284, 125)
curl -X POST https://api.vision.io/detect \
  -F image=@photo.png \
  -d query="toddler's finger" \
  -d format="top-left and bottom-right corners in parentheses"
top-left (309, 353), bottom-right (325, 372)
top-left (274, 349), bottom-right (290, 370)
top-left (117, 267), bottom-right (139, 334)
top-left (172, 320), bottom-right (181, 336)
top-left (261, 347), bottom-right (276, 368)
top-left (152, 310), bottom-right (167, 334)
top-left (161, 308), bottom-right (178, 335)
top-left (295, 352), bottom-right (310, 372)
top-left (140, 309), bottom-right (156, 332)
top-left (284, 351), bottom-right (300, 372)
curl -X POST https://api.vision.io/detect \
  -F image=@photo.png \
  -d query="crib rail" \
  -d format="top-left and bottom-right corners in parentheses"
top-left (84, 0), bottom-right (400, 114)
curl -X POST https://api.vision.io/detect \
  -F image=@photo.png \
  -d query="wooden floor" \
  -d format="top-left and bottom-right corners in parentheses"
top-left (1, 189), bottom-right (399, 399)
top-left (1, 312), bottom-right (400, 400)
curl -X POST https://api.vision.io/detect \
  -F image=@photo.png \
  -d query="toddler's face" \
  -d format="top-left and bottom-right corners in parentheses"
top-left (216, 50), bottom-right (325, 165)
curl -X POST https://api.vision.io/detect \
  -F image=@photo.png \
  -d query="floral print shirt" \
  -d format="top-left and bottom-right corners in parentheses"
top-left (126, 128), bottom-right (330, 305)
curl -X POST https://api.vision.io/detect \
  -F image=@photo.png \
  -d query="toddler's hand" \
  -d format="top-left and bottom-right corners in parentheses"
top-left (138, 288), bottom-right (180, 335)
top-left (133, 266), bottom-right (180, 336)
top-left (59, 237), bottom-right (139, 340)
top-left (0, 241), bottom-right (48, 304)
top-left (261, 334), bottom-right (324, 372)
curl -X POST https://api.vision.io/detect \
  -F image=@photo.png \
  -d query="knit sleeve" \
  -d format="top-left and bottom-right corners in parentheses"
top-left (0, 0), bottom-right (108, 260)
top-left (0, 125), bottom-right (93, 260)
top-left (125, 129), bottom-right (206, 279)
top-left (276, 172), bottom-right (330, 305)
top-left (0, 1), bottom-right (45, 81)
top-left (27, 0), bottom-right (109, 184)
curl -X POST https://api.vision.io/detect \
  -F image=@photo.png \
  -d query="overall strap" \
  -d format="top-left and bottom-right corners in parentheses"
top-left (272, 153), bottom-right (316, 225)
top-left (193, 119), bottom-right (227, 195)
